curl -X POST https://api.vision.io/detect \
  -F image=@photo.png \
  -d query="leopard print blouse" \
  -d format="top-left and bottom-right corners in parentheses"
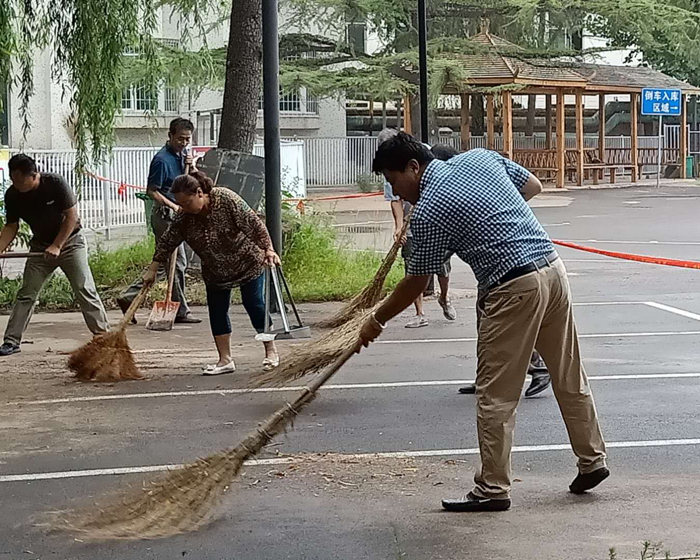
top-left (154, 187), bottom-right (273, 289)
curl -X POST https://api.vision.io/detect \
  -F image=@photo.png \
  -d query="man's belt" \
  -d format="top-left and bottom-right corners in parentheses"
top-left (493, 251), bottom-right (559, 288)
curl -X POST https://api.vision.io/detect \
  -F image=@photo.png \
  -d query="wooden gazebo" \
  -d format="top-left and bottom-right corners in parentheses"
top-left (404, 30), bottom-right (700, 188)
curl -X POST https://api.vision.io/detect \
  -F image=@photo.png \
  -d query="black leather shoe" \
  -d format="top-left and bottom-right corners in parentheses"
top-left (569, 467), bottom-right (610, 494)
top-left (524, 372), bottom-right (551, 398)
top-left (174, 314), bottom-right (203, 324)
top-left (458, 384), bottom-right (476, 395)
top-left (442, 491), bottom-right (511, 512)
top-left (116, 298), bottom-right (137, 325)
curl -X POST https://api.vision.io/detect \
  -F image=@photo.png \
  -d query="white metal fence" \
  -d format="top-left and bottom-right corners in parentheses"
top-left (8, 130), bottom-right (695, 236)
top-left (297, 134), bottom-right (679, 187)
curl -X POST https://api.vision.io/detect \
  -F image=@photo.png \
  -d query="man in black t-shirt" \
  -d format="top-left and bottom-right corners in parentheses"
top-left (0, 154), bottom-right (109, 356)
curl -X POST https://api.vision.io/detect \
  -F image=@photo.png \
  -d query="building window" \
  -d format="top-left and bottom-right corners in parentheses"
top-left (163, 83), bottom-right (178, 113)
top-left (135, 82), bottom-right (158, 111)
top-left (258, 88), bottom-right (319, 115)
top-left (346, 22), bottom-right (366, 54)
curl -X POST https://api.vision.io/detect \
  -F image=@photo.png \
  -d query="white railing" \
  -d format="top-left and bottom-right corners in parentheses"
top-left (19, 142), bottom-right (306, 237)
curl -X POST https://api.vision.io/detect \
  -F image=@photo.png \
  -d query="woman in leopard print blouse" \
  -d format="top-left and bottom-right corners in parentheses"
top-left (144, 172), bottom-right (281, 375)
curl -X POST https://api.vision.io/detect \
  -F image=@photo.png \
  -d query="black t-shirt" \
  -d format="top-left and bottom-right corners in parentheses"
top-left (4, 173), bottom-right (81, 245)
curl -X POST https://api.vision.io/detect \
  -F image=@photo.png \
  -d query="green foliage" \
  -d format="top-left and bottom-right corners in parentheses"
top-left (282, 214), bottom-right (402, 301)
top-left (356, 173), bottom-right (379, 193)
top-left (0, 216), bottom-right (401, 310)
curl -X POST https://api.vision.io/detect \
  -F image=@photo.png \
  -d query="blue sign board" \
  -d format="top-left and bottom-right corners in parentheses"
top-left (641, 88), bottom-right (682, 116)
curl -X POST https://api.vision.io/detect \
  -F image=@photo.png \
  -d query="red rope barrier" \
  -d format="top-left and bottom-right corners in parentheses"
top-left (553, 239), bottom-right (700, 271)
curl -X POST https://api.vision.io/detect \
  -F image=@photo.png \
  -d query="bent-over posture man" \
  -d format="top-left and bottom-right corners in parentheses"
top-left (359, 133), bottom-right (609, 512)
top-left (0, 154), bottom-right (109, 356)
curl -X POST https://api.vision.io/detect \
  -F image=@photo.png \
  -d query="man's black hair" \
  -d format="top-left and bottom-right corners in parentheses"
top-left (372, 131), bottom-right (434, 174)
top-left (8, 153), bottom-right (38, 176)
top-left (431, 143), bottom-right (459, 161)
top-left (169, 117), bottom-right (195, 135)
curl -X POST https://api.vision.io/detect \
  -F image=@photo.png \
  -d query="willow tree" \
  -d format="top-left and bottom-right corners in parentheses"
top-left (0, 0), bottom-right (163, 169)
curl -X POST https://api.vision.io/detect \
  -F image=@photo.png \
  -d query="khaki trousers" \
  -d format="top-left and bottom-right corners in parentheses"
top-left (4, 232), bottom-right (110, 345)
top-left (473, 258), bottom-right (607, 499)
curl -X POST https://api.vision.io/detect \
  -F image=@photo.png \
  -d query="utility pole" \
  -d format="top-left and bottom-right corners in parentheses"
top-left (262, 0), bottom-right (282, 253)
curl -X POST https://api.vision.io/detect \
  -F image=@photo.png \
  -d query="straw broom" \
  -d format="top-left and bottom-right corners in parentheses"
top-left (67, 281), bottom-right (153, 382)
top-left (316, 211), bottom-right (411, 329)
top-left (59, 344), bottom-right (359, 541)
top-left (249, 304), bottom-right (376, 389)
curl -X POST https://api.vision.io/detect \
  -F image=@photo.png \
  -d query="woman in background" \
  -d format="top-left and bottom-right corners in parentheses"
top-left (144, 172), bottom-right (280, 375)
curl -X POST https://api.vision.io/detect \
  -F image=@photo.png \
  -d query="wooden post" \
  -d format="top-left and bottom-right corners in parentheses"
top-left (545, 94), bottom-right (553, 150)
top-left (404, 95), bottom-right (413, 136)
top-left (369, 99), bottom-right (375, 136)
top-left (503, 91), bottom-right (513, 158)
top-left (556, 89), bottom-right (566, 188)
top-left (486, 94), bottom-right (495, 150)
top-left (460, 93), bottom-right (471, 151)
top-left (381, 99), bottom-right (388, 129)
top-left (631, 93), bottom-right (639, 182)
top-left (681, 93), bottom-right (688, 179)
top-left (598, 93), bottom-right (606, 184)
top-left (575, 91), bottom-right (584, 186)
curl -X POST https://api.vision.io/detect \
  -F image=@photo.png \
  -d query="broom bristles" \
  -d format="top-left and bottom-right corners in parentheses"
top-left (316, 240), bottom-right (401, 329)
top-left (249, 308), bottom-right (372, 389)
top-left (67, 330), bottom-right (143, 382)
top-left (59, 383), bottom-right (322, 540)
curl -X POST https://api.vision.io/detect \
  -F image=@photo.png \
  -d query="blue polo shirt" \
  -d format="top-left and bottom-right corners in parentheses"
top-left (149, 144), bottom-right (186, 202)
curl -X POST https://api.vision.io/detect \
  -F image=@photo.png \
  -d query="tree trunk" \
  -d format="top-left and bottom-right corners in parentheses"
top-left (218, 0), bottom-right (262, 153)
top-left (526, 94), bottom-right (537, 136)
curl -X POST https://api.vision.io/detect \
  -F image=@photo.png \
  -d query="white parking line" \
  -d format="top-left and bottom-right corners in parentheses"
top-left (9, 373), bottom-right (700, 407)
top-left (644, 301), bottom-right (700, 322)
top-left (377, 331), bottom-right (700, 345)
top-left (3, 438), bottom-right (700, 483)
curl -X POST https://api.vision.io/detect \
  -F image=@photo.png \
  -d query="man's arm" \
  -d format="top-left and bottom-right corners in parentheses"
top-left (0, 223), bottom-right (19, 254)
top-left (375, 274), bottom-right (430, 324)
top-left (520, 173), bottom-right (543, 201)
top-left (45, 205), bottom-right (79, 259)
top-left (147, 159), bottom-right (180, 212)
top-left (147, 185), bottom-right (181, 213)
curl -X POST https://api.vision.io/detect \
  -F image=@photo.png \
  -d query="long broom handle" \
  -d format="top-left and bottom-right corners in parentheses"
top-left (165, 248), bottom-right (178, 304)
top-left (118, 281), bottom-right (153, 330)
top-left (0, 252), bottom-right (44, 259)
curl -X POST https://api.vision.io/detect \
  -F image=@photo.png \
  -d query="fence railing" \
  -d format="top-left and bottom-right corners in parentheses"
top-left (10, 131), bottom-right (694, 236)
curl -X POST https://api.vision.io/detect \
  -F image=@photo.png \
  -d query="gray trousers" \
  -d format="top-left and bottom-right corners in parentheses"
top-left (119, 206), bottom-right (190, 318)
top-left (4, 232), bottom-right (110, 345)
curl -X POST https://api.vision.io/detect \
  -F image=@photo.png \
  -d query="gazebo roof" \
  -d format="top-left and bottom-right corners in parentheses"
top-left (576, 64), bottom-right (700, 94)
top-left (448, 31), bottom-right (700, 95)
top-left (450, 31), bottom-right (587, 87)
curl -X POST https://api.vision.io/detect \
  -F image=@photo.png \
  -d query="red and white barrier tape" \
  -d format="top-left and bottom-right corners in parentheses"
top-left (553, 240), bottom-right (700, 271)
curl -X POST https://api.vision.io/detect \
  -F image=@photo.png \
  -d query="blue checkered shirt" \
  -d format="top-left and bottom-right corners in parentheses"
top-left (407, 149), bottom-right (555, 289)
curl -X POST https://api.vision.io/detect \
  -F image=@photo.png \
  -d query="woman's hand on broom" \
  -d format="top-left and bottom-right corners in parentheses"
top-left (265, 249), bottom-right (281, 267)
top-left (142, 262), bottom-right (159, 286)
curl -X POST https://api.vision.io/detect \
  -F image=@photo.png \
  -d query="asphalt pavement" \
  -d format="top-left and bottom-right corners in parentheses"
top-left (3, 184), bottom-right (700, 559)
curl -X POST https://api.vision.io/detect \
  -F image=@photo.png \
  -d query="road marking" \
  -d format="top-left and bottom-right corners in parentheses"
top-left (9, 373), bottom-right (700, 407)
top-left (377, 331), bottom-right (700, 345)
top-left (644, 301), bottom-right (700, 322)
top-left (3, 438), bottom-right (700, 483)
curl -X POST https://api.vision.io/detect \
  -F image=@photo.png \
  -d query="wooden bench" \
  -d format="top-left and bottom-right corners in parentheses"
top-left (566, 149), bottom-right (635, 184)
top-left (512, 150), bottom-right (558, 182)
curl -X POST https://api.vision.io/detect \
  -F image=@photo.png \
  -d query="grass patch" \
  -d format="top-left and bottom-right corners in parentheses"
top-left (283, 215), bottom-right (402, 301)
top-left (0, 215), bottom-right (401, 311)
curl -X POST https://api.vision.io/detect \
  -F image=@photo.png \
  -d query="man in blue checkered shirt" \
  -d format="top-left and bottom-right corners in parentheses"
top-left (359, 132), bottom-right (608, 512)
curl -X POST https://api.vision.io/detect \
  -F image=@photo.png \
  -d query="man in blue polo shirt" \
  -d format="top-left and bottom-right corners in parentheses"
top-left (118, 117), bottom-right (201, 324)
top-left (360, 132), bottom-right (608, 513)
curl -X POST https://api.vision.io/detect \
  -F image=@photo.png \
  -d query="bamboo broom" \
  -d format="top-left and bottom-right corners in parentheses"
top-left (60, 344), bottom-right (360, 541)
top-left (67, 281), bottom-right (152, 382)
top-left (315, 210), bottom-right (411, 329)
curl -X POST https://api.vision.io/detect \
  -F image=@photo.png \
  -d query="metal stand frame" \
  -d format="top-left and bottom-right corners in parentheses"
top-left (263, 266), bottom-right (311, 340)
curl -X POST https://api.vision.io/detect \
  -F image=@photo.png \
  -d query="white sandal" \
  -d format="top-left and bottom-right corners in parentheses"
top-left (203, 361), bottom-right (236, 376)
top-left (262, 356), bottom-right (280, 372)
